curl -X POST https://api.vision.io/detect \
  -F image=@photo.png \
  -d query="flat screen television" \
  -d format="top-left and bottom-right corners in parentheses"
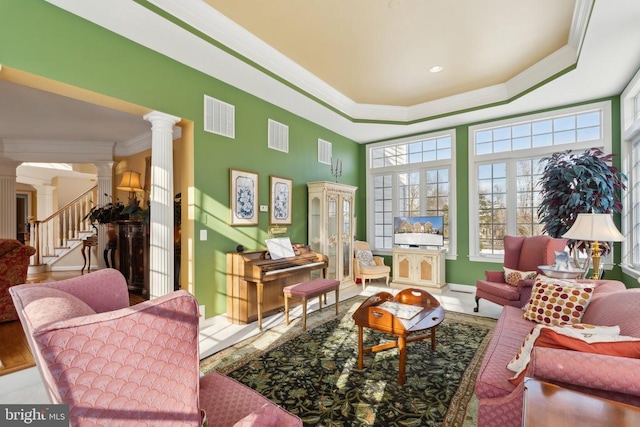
top-left (393, 216), bottom-right (445, 247)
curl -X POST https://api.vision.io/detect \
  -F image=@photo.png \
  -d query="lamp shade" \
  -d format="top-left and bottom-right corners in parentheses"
top-left (117, 171), bottom-right (143, 192)
top-left (562, 213), bottom-right (624, 242)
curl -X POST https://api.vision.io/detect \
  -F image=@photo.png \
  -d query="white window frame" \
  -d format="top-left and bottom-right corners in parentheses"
top-left (621, 68), bottom-right (640, 280)
top-left (365, 130), bottom-right (456, 258)
top-left (468, 101), bottom-right (612, 263)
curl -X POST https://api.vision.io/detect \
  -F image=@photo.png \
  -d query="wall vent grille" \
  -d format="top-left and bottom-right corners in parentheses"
top-left (268, 119), bottom-right (289, 153)
top-left (318, 139), bottom-right (332, 164)
top-left (204, 95), bottom-right (235, 138)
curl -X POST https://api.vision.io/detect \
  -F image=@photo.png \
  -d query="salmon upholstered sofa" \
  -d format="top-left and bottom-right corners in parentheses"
top-left (10, 268), bottom-right (302, 427)
top-left (475, 278), bottom-right (640, 427)
top-left (0, 238), bottom-right (36, 322)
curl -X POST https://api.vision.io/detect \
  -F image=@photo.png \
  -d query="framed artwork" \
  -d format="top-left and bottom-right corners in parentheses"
top-left (230, 168), bottom-right (258, 226)
top-left (270, 175), bottom-right (292, 225)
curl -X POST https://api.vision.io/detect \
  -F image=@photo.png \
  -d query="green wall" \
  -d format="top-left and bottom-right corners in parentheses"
top-left (368, 96), bottom-right (630, 287)
top-left (1, 2), bottom-right (634, 321)
top-left (0, 1), bottom-right (361, 316)
top-left (444, 96), bottom-right (627, 286)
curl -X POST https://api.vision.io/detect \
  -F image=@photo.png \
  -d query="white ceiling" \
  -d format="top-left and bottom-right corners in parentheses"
top-left (2, 0), bottom-right (640, 148)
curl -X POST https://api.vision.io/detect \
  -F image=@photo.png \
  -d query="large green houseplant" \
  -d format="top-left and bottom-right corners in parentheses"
top-left (537, 148), bottom-right (626, 269)
top-left (84, 195), bottom-right (145, 242)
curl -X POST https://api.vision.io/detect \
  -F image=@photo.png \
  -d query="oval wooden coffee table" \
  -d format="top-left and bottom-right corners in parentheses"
top-left (352, 288), bottom-right (445, 385)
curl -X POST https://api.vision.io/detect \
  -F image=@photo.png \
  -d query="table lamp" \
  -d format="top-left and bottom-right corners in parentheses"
top-left (562, 213), bottom-right (624, 279)
top-left (117, 170), bottom-right (143, 204)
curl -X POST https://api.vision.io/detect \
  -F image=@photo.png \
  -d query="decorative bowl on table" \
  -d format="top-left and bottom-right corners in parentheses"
top-left (538, 265), bottom-right (583, 279)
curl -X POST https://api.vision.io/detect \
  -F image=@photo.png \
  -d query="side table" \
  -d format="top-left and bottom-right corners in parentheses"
top-left (81, 235), bottom-right (98, 274)
top-left (523, 377), bottom-right (640, 426)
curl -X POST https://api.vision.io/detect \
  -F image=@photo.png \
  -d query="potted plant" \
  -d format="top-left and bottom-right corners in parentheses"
top-left (84, 195), bottom-right (145, 243)
top-left (537, 148), bottom-right (626, 270)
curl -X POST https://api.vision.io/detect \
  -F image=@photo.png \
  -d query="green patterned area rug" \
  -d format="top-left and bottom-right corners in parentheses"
top-left (201, 296), bottom-right (495, 427)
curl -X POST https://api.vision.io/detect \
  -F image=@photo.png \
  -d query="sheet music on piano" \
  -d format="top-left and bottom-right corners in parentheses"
top-left (265, 237), bottom-right (295, 260)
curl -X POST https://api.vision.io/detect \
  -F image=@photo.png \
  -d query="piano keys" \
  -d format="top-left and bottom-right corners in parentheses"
top-left (226, 244), bottom-right (328, 329)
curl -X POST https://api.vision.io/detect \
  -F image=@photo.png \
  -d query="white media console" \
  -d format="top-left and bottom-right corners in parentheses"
top-left (390, 247), bottom-right (448, 294)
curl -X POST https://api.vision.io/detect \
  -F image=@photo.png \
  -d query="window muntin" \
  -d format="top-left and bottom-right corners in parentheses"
top-left (620, 70), bottom-right (640, 279)
top-left (372, 174), bottom-right (393, 250)
top-left (478, 163), bottom-right (507, 255)
top-left (367, 132), bottom-right (455, 255)
top-left (371, 135), bottom-right (451, 168)
top-left (516, 158), bottom-right (545, 237)
top-left (426, 168), bottom-right (450, 242)
top-left (470, 101), bottom-right (611, 260)
top-left (398, 172), bottom-right (421, 216)
top-left (630, 140), bottom-right (640, 268)
top-left (474, 110), bottom-right (601, 155)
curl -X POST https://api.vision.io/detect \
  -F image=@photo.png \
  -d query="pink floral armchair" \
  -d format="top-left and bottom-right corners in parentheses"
top-left (0, 238), bottom-right (36, 322)
top-left (474, 235), bottom-right (567, 312)
top-left (10, 268), bottom-right (302, 427)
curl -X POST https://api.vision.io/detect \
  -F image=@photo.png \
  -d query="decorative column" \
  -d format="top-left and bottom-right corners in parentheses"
top-left (0, 159), bottom-right (21, 239)
top-left (30, 184), bottom-right (56, 271)
top-left (144, 111), bottom-right (180, 299)
top-left (95, 162), bottom-right (115, 269)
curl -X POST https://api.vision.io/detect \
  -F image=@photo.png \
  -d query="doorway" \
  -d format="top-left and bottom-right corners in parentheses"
top-left (16, 193), bottom-right (29, 243)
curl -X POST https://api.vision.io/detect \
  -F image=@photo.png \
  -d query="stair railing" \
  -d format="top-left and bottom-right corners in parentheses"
top-left (29, 186), bottom-right (98, 266)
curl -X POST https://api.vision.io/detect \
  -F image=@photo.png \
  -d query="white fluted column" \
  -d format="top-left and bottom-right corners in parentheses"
top-left (95, 162), bottom-right (115, 269)
top-left (33, 184), bottom-right (55, 221)
top-left (32, 184), bottom-right (55, 266)
top-left (145, 111), bottom-right (180, 299)
top-left (0, 159), bottom-right (21, 239)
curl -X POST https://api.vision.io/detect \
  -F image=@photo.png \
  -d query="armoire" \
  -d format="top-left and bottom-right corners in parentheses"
top-left (307, 181), bottom-right (357, 288)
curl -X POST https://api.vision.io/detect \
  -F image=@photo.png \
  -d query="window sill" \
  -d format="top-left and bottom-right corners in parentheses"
top-left (469, 255), bottom-right (503, 264)
top-left (621, 265), bottom-right (640, 282)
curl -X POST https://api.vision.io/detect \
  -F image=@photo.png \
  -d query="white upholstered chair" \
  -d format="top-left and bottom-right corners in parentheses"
top-left (353, 241), bottom-right (390, 289)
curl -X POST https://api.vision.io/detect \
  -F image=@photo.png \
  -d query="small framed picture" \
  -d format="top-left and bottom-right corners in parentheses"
top-left (270, 175), bottom-right (292, 225)
top-left (230, 168), bottom-right (258, 226)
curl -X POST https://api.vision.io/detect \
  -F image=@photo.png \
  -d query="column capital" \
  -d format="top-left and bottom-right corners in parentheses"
top-left (144, 111), bottom-right (180, 129)
top-left (0, 159), bottom-right (22, 176)
top-left (95, 161), bottom-right (115, 177)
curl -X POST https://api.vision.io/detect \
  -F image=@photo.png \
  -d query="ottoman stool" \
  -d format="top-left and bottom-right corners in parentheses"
top-left (283, 278), bottom-right (340, 331)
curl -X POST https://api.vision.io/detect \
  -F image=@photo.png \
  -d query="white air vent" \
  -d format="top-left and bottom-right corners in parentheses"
top-left (204, 95), bottom-right (235, 138)
top-left (268, 119), bottom-right (289, 153)
top-left (318, 139), bottom-right (332, 164)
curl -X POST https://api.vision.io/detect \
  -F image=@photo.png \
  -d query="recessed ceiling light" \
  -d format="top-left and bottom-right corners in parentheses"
top-left (430, 65), bottom-right (444, 73)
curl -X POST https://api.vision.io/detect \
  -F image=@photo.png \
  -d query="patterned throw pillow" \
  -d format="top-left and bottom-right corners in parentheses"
top-left (503, 267), bottom-right (537, 286)
top-left (522, 276), bottom-right (594, 325)
top-left (355, 249), bottom-right (377, 267)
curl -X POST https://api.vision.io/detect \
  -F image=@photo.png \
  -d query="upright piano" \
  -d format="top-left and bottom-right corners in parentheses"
top-left (226, 244), bottom-right (328, 329)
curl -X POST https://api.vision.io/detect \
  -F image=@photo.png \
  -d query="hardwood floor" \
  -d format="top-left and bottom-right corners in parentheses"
top-left (0, 320), bottom-right (34, 375)
top-left (0, 270), bottom-right (145, 376)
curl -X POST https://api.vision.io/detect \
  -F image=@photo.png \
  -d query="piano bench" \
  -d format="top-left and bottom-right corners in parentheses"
top-left (283, 278), bottom-right (340, 331)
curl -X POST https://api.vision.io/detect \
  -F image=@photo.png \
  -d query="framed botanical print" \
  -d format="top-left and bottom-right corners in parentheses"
top-left (270, 175), bottom-right (292, 225)
top-left (230, 168), bottom-right (258, 226)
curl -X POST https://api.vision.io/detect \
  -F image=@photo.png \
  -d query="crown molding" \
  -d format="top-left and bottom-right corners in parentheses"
top-left (44, 0), bottom-right (595, 142)
top-left (2, 139), bottom-right (115, 162)
top-left (114, 132), bottom-right (151, 157)
top-left (145, 0), bottom-right (590, 121)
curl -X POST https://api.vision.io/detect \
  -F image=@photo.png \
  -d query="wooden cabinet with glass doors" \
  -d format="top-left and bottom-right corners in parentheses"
top-left (307, 181), bottom-right (357, 288)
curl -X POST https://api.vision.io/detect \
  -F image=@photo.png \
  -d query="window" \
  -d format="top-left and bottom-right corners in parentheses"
top-left (628, 140), bottom-right (640, 268)
top-left (621, 70), bottom-right (640, 279)
top-left (367, 131), bottom-right (455, 256)
top-left (469, 101), bottom-right (611, 261)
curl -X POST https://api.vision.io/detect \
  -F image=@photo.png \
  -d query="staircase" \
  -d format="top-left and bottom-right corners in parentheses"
top-left (28, 186), bottom-right (98, 271)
